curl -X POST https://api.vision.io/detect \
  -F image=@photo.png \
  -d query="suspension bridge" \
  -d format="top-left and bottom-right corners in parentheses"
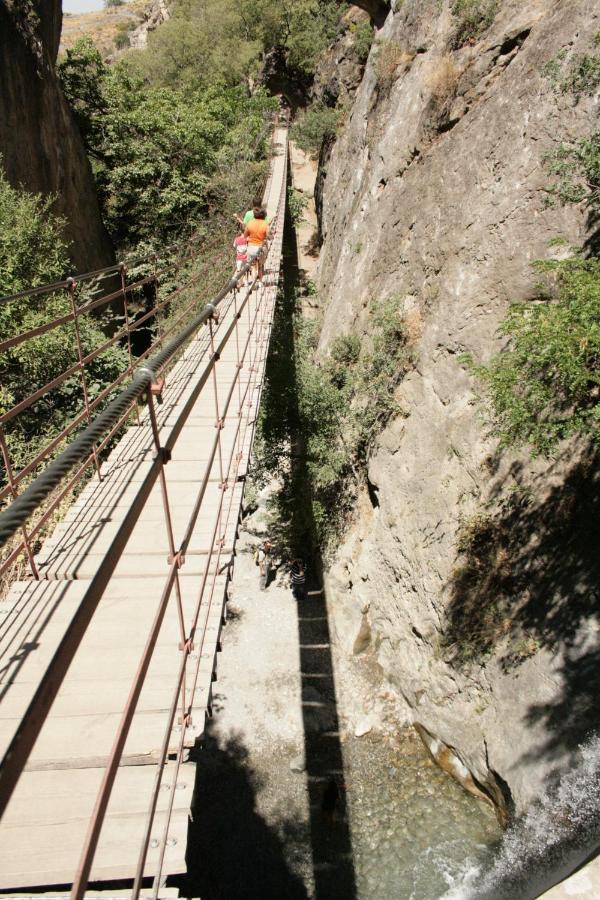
top-left (0, 119), bottom-right (288, 897)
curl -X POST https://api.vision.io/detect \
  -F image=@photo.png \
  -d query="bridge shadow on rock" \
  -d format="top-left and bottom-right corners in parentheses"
top-left (175, 725), bottom-right (309, 900)
top-left (252, 169), bottom-right (357, 899)
top-left (442, 444), bottom-right (600, 769)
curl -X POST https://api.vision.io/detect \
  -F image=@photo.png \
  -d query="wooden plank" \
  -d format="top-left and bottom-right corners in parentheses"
top-left (0, 764), bottom-right (193, 888)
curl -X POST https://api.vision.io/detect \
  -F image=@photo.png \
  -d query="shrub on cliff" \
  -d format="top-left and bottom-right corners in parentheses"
top-left (295, 296), bottom-right (413, 546)
top-left (543, 35), bottom-right (600, 218)
top-left (451, 0), bottom-right (498, 46)
top-left (464, 258), bottom-right (600, 456)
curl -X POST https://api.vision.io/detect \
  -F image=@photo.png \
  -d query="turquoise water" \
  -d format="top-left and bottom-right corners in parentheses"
top-left (344, 729), bottom-right (501, 900)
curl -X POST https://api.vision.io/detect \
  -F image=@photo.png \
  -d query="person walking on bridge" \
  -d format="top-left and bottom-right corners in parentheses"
top-left (245, 208), bottom-right (269, 285)
top-left (234, 197), bottom-right (262, 228)
top-left (233, 224), bottom-right (248, 285)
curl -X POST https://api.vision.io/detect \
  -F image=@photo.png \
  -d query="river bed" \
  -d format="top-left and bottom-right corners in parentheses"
top-left (342, 728), bottom-right (501, 899)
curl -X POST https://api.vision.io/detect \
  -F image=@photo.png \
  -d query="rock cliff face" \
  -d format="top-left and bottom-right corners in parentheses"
top-left (0, 1), bottom-right (114, 274)
top-left (129, 0), bottom-right (171, 51)
top-left (316, 0), bottom-right (599, 816)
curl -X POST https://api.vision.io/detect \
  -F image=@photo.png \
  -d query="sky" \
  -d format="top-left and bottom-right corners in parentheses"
top-left (63, 1), bottom-right (117, 13)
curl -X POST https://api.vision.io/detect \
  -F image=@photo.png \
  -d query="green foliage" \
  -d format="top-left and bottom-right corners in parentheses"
top-left (0, 169), bottom-right (69, 295)
top-left (104, 0), bottom-right (124, 7)
top-left (253, 0), bottom-right (346, 79)
top-left (543, 33), bottom-right (600, 98)
top-left (59, 38), bottom-right (276, 252)
top-left (0, 172), bottom-right (127, 485)
top-left (464, 258), bottom-right (600, 456)
top-left (544, 137), bottom-right (600, 209)
top-left (451, 0), bottom-right (498, 46)
top-left (349, 19), bottom-right (374, 64)
top-left (134, 0), bottom-right (345, 90)
top-left (291, 103), bottom-right (340, 157)
top-left (543, 36), bottom-right (600, 213)
top-left (295, 296), bottom-right (413, 547)
top-left (114, 31), bottom-right (129, 50)
top-left (287, 188), bottom-right (308, 225)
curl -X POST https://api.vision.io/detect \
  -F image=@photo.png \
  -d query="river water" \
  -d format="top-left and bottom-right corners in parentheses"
top-left (342, 728), bottom-right (501, 900)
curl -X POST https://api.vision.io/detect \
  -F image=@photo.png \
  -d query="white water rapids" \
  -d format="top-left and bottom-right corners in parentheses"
top-left (441, 735), bottom-right (600, 899)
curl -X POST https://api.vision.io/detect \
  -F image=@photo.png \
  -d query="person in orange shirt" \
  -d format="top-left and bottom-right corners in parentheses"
top-left (244, 208), bottom-right (269, 284)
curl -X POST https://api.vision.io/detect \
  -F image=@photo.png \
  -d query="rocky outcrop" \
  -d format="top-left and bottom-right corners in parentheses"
top-left (129, 0), bottom-right (170, 51)
top-left (345, 0), bottom-right (390, 28)
top-left (0, 1), bottom-right (114, 274)
top-left (311, 8), bottom-right (371, 108)
top-left (316, 0), bottom-right (600, 817)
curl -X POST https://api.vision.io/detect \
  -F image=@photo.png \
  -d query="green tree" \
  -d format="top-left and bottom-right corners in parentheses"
top-left (0, 170), bottom-right (127, 481)
top-left (59, 38), bottom-right (275, 251)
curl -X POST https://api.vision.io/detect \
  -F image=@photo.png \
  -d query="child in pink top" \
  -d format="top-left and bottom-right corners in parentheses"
top-left (233, 227), bottom-right (248, 284)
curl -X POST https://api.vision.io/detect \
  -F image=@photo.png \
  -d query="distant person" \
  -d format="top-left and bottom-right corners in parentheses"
top-left (289, 558), bottom-right (306, 602)
top-left (254, 539), bottom-right (273, 591)
top-left (233, 225), bottom-right (248, 283)
top-left (244, 208), bottom-right (269, 284)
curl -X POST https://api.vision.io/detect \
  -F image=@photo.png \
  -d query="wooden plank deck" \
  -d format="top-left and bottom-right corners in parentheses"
top-left (0, 124), bottom-right (288, 893)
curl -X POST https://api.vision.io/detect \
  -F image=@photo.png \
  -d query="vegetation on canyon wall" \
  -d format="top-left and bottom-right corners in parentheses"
top-left (469, 35), bottom-right (600, 458)
top-left (255, 289), bottom-right (413, 551)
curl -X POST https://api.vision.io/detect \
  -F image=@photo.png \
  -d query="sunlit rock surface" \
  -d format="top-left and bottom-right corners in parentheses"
top-left (316, 0), bottom-right (600, 818)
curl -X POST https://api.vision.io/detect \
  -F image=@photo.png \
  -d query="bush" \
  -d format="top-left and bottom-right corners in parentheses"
top-left (0, 171), bottom-right (127, 486)
top-left (295, 296), bottom-right (413, 547)
top-left (374, 40), bottom-right (414, 88)
top-left (114, 31), bottom-right (129, 50)
top-left (291, 103), bottom-right (340, 157)
top-left (451, 0), bottom-right (498, 46)
top-left (543, 33), bottom-right (600, 98)
top-left (59, 38), bottom-right (277, 252)
top-left (350, 19), bottom-right (374, 64)
top-left (287, 188), bottom-right (308, 225)
top-left (543, 37), bottom-right (600, 213)
top-left (464, 258), bottom-right (600, 456)
top-left (427, 54), bottom-right (461, 102)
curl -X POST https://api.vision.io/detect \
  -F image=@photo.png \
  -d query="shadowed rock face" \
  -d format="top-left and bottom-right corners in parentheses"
top-left (316, 0), bottom-right (600, 815)
top-left (0, 1), bottom-right (114, 275)
top-left (346, 0), bottom-right (390, 28)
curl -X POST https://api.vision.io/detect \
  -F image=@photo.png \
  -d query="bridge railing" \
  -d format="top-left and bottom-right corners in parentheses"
top-left (0, 115), bottom-right (288, 898)
top-left (0, 116), bottom-right (279, 586)
top-left (0, 230), bottom-right (230, 581)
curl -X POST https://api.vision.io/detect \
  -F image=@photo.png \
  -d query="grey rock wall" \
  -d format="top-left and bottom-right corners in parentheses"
top-left (316, 0), bottom-right (600, 815)
top-left (0, 1), bottom-right (114, 274)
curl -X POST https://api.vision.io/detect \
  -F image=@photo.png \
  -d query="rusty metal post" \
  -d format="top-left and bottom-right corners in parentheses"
top-left (66, 278), bottom-right (102, 481)
top-left (146, 386), bottom-right (187, 652)
top-left (119, 263), bottom-right (141, 426)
